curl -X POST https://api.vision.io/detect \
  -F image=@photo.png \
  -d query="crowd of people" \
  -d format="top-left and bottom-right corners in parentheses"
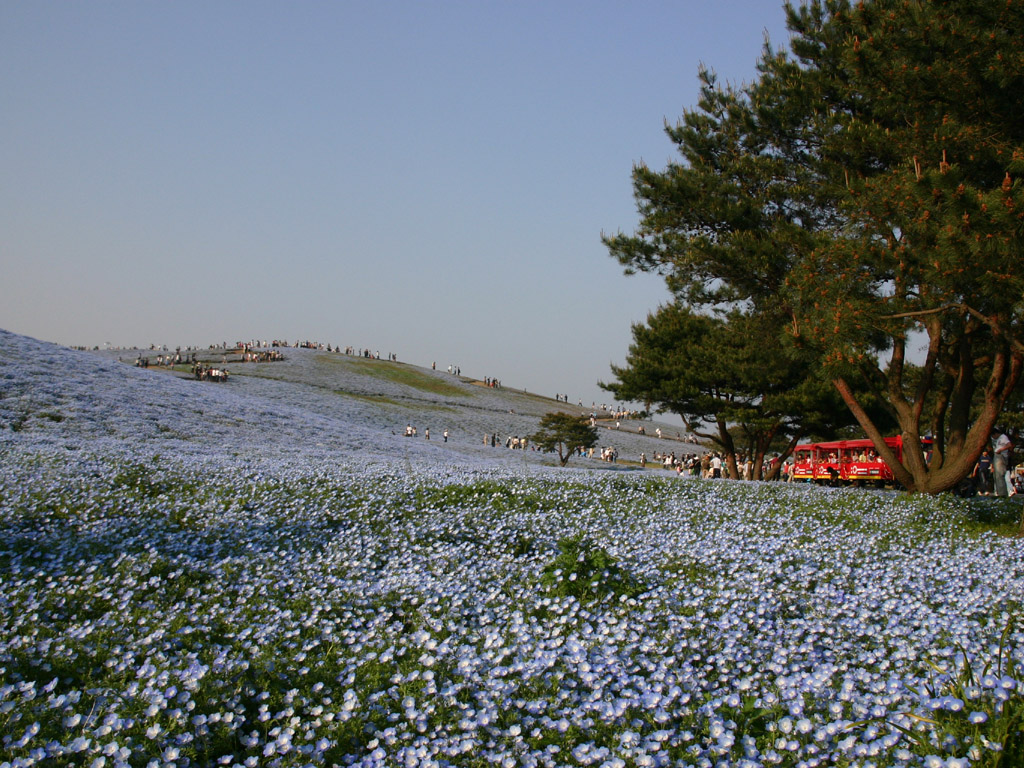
top-left (127, 342), bottom-right (290, 368)
top-left (638, 450), bottom-right (793, 481)
top-left (133, 349), bottom-right (193, 367)
top-left (238, 347), bottom-right (284, 363)
top-left (230, 340), bottom-right (400, 359)
top-left (651, 452), bottom-right (708, 476)
top-left (476, 433), bottom-right (533, 450)
top-left (191, 363), bottom-right (229, 382)
top-left (608, 407), bottom-right (643, 420)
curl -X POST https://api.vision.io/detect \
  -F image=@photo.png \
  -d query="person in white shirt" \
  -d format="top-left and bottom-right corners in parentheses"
top-left (710, 454), bottom-right (723, 479)
top-left (993, 429), bottom-right (1013, 497)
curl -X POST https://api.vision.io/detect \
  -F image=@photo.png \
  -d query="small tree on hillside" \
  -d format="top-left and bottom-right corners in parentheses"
top-left (532, 412), bottom-right (598, 466)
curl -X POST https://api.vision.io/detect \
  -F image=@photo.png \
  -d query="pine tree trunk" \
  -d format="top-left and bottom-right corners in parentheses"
top-left (833, 345), bottom-right (1022, 493)
top-left (717, 418), bottom-right (740, 481)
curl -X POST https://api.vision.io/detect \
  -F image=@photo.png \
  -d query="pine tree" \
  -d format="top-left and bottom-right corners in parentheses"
top-left (601, 303), bottom-right (854, 479)
top-left (606, 0), bottom-right (1024, 492)
top-left (531, 413), bottom-right (599, 467)
top-left (776, 0), bottom-right (1024, 492)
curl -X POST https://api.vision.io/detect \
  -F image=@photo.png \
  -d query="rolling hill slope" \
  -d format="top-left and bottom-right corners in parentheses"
top-left (1, 330), bottom-right (699, 470)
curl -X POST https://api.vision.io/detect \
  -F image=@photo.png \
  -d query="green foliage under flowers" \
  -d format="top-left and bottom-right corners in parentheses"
top-left (538, 533), bottom-right (645, 603)
top-left (412, 480), bottom-right (556, 514)
top-left (337, 356), bottom-right (469, 398)
top-left (923, 624), bottom-right (1024, 767)
top-left (850, 618), bottom-right (1024, 767)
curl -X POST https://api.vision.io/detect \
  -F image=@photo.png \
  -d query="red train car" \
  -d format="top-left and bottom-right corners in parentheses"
top-left (790, 436), bottom-right (929, 486)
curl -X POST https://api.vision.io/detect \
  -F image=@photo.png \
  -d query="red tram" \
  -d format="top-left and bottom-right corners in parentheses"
top-left (790, 436), bottom-right (930, 486)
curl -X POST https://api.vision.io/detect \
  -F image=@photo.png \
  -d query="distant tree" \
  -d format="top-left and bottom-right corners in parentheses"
top-left (532, 412), bottom-right (599, 467)
top-left (601, 302), bottom-right (855, 479)
top-left (603, 57), bottom-right (836, 482)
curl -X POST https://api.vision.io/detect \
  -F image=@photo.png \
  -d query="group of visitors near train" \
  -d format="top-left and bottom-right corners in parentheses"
top-left (649, 452), bottom-right (728, 478)
top-left (640, 450), bottom-right (796, 482)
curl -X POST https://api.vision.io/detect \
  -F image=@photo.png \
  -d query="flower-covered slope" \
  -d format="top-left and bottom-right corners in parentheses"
top-left (1, 328), bottom-right (1023, 768)
top-left (2, 329), bottom-right (682, 469)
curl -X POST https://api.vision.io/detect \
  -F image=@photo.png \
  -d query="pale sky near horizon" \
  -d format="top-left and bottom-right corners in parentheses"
top-left (2, 1), bottom-right (793, 411)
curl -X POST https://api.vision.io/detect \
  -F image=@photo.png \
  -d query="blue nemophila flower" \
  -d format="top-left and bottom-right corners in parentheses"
top-left (943, 696), bottom-right (965, 712)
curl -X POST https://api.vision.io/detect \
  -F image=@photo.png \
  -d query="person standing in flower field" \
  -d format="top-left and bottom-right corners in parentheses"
top-left (993, 430), bottom-right (1013, 497)
top-left (710, 453), bottom-right (722, 479)
top-left (974, 449), bottom-right (993, 495)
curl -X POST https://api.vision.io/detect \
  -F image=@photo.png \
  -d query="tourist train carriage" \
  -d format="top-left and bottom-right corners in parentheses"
top-left (790, 436), bottom-right (931, 486)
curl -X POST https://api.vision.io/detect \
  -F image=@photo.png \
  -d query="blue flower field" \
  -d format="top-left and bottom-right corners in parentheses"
top-left (1, 330), bottom-right (1022, 767)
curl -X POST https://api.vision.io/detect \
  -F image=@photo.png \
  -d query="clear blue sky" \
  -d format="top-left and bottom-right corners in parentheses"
top-left (1, 1), bottom-right (792, 408)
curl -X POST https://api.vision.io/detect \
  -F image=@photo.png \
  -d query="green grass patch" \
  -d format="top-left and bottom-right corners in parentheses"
top-left (334, 390), bottom-right (407, 408)
top-left (318, 355), bottom-right (470, 397)
top-left (957, 496), bottom-right (1024, 538)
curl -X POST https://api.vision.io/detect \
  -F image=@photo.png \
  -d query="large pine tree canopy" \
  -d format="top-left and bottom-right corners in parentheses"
top-left (604, 0), bottom-right (1024, 493)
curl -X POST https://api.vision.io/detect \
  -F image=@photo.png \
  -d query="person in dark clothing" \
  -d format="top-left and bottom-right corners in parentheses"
top-left (974, 448), bottom-right (993, 495)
